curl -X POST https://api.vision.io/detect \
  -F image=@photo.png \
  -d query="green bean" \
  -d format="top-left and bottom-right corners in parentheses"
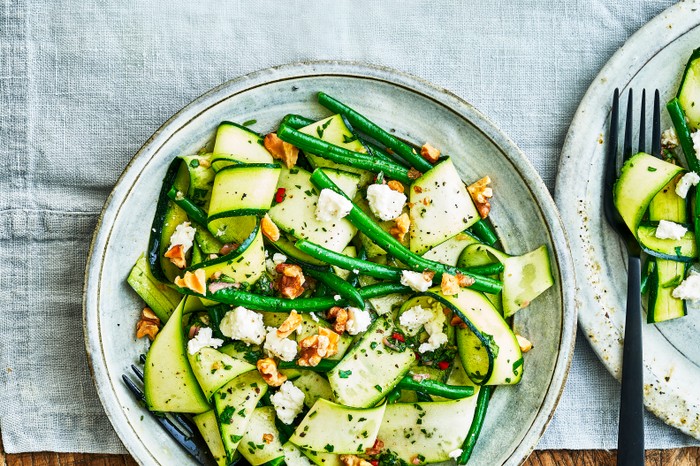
top-left (309, 169), bottom-right (503, 294)
top-left (457, 386), bottom-right (492, 464)
top-left (396, 377), bottom-right (475, 399)
top-left (178, 282), bottom-right (410, 312)
top-left (281, 113), bottom-right (409, 167)
top-left (166, 186), bottom-right (208, 226)
top-left (296, 239), bottom-right (402, 281)
top-left (469, 219), bottom-right (499, 246)
top-left (277, 123), bottom-right (412, 184)
top-left (278, 359), bottom-right (337, 373)
top-left (317, 92), bottom-right (433, 173)
top-left (385, 388), bottom-right (402, 404)
top-left (463, 262), bottom-right (504, 276)
top-left (305, 268), bottom-right (365, 308)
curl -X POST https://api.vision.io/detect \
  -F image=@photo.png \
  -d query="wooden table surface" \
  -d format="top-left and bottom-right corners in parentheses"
top-left (2, 437), bottom-right (700, 466)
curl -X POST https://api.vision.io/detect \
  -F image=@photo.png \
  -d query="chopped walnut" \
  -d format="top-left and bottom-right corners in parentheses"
top-left (422, 270), bottom-right (436, 282)
top-left (440, 273), bottom-right (460, 296)
top-left (257, 357), bottom-right (287, 387)
top-left (411, 456), bottom-right (422, 465)
top-left (390, 212), bottom-right (410, 241)
top-left (467, 176), bottom-right (493, 219)
top-left (264, 132), bottom-right (299, 168)
top-left (164, 244), bottom-right (187, 268)
top-left (387, 180), bottom-right (404, 193)
top-left (516, 334), bottom-right (533, 353)
top-left (413, 185), bottom-right (423, 193)
top-left (327, 306), bottom-right (349, 334)
top-left (174, 269), bottom-right (207, 295)
top-left (261, 214), bottom-right (281, 242)
top-left (450, 314), bottom-right (467, 329)
top-left (262, 433), bottom-right (274, 444)
top-left (365, 438), bottom-right (384, 456)
top-left (340, 455), bottom-right (373, 466)
top-left (275, 263), bottom-right (306, 299)
top-left (298, 328), bottom-right (340, 366)
top-left (219, 243), bottom-right (238, 255)
top-left (277, 310), bottom-right (302, 338)
top-left (136, 307), bottom-right (160, 340)
top-left (456, 273), bottom-right (475, 287)
top-left (407, 167), bottom-right (422, 180)
top-left (198, 158), bottom-right (211, 168)
top-left (420, 143), bottom-right (441, 164)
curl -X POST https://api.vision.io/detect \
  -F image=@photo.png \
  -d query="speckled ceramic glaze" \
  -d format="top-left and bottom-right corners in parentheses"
top-left (84, 62), bottom-right (575, 465)
top-left (557, 1), bottom-right (700, 441)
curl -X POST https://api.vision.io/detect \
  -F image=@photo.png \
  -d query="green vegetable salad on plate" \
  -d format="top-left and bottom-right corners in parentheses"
top-left (127, 92), bottom-right (554, 466)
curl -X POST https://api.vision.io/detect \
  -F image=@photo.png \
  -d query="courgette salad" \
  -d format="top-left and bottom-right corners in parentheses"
top-left (614, 50), bottom-right (700, 324)
top-left (127, 92), bottom-right (554, 466)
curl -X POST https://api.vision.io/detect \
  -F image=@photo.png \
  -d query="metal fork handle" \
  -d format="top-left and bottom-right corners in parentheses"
top-left (617, 255), bottom-right (644, 465)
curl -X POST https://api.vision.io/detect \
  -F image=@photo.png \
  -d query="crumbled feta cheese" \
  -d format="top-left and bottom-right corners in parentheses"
top-left (187, 327), bottom-right (224, 355)
top-left (270, 381), bottom-right (305, 424)
top-left (399, 305), bottom-right (433, 335)
top-left (315, 188), bottom-right (353, 222)
top-left (661, 127), bottom-right (679, 149)
top-left (345, 307), bottom-right (372, 335)
top-left (692, 130), bottom-right (700, 156)
top-left (400, 270), bottom-right (433, 292)
top-left (264, 326), bottom-right (298, 361)
top-left (366, 183), bottom-right (406, 221)
top-left (448, 448), bottom-right (463, 459)
top-left (655, 220), bottom-right (688, 240)
top-left (169, 221), bottom-right (196, 253)
top-left (672, 271), bottom-right (700, 303)
top-left (310, 312), bottom-right (320, 322)
top-left (219, 306), bottom-right (266, 345)
top-left (352, 268), bottom-right (360, 275)
top-left (265, 252), bottom-right (288, 276)
top-left (676, 171), bottom-right (700, 199)
top-left (334, 294), bottom-right (342, 301)
top-left (419, 309), bottom-right (448, 353)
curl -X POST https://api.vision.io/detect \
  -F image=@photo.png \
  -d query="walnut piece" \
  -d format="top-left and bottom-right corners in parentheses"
top-left (135, 307), bottom-right (160, 340)
top-left (164, 244), bottom-right (187, 268)
top-left (262, 433), bottom-right (274, 444)
top-left (327, 306), bottom-right (349, 334)
top-left (297, 327), bottom-right (340, 366)
top-left (450, 314), bottom-right (467, 329)
top-left (456, 273), bottom-right (476, 288)
top-left (174, 269), bottom-right (207, 295)
top-left (277, 310), bottom-right (302, 338)
top-left (264, 132), bottom-right (299, 168)
top-left (387, 180), bottom-right (404, 193)
top-left (516, 334), bottom-right (533, 353)
top-left (365, 438), bottom-right (384, 456)
top-left (340, 455), bottom-right (372, 466)
top-left (275, 263), bottom-right (306, 299)
top-left (420, 143), bottom-right (441, 164)
top-left (257, 357), bottom-right (287, 387)
top-left (219, 243), bottom-right (238, 255)
top-left (407, 167), bottom-right (422, 180)
top-left (467, 176), bottom-right (493, 219)
top-left (440, 273), bottom-right (460, 296)
top-left (261, 214), bottom-right (281, 242)
top-left (390, 212), bottom-right (410, 241)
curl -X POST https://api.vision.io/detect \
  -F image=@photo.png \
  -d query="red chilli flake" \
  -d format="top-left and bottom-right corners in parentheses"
top-left (370, 461), bottom-right (379, 466)
top-left (437, 361), bottom-right (450, 371)
top-left (391, 332), bottom-right (405, 342)
top-left (275, 187), bottom-right (286, 203)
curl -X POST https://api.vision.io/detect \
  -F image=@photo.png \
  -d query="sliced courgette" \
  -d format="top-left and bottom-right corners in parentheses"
top-left (127, 253), bottom-right (182, 322)
top-left (289, 398), bottom-right (385, 454)
top-left (636, 225), bottom-right (697, 262)
top-left (193, 410), bottom-right (228, 466)
top-left (677, 47), bottom-right (700, 130)
top-left (409, 158), bottom-right (480, 254)
top-left (188, 347), bottom-right (256, 400)
top-left (501, 245), bottom-right (554, 317)
top-left (238, 406), bottom-right (285, 466)
top-left (213, 121), bottom-right (274, 164)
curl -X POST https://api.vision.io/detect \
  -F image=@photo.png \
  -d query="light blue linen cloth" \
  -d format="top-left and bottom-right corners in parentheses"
top-left (1, 0), bottom-right (697, 454)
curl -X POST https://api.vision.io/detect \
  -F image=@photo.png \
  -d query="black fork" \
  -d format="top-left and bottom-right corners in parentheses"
top-left (122, 356), bottom-right (215, 465)
top-left (605, 88), bottom-right (661, 465)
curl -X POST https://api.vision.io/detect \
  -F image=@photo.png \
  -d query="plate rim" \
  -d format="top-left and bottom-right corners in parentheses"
top-left (556, 0), bottom-right (700, 440)
top-left (83, 60), bottom-right (577, 465)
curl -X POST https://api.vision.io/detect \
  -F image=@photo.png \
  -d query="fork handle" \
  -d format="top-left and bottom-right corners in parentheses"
top-left (617, 255), bottom-right (644, 465)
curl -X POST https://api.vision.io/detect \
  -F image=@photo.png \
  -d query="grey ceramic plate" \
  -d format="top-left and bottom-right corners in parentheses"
top-left (556, 1), bottom-right (700, 440)
top-left (84, 62), bottom-right (575, 465)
